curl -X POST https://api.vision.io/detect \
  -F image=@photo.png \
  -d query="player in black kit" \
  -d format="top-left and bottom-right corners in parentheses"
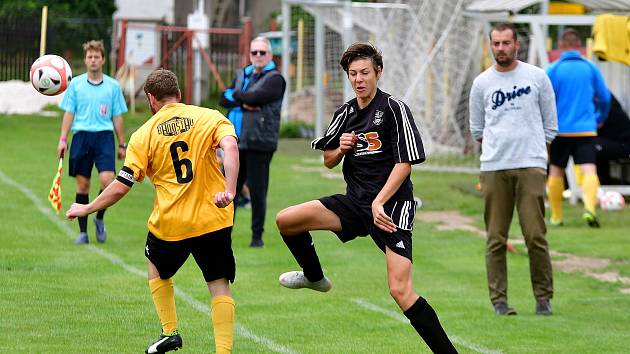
top-left (275, 43), bottom-right (457, 353)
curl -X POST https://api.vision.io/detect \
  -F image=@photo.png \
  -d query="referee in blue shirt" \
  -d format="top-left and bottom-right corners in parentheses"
top-left (57, 40), bottom-right (128, 244)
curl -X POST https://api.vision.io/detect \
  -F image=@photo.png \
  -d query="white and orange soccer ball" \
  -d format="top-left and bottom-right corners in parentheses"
top-left (29, 54), bottom-right (72, 96)
top-left (599, 191), bottom-right (626, 211)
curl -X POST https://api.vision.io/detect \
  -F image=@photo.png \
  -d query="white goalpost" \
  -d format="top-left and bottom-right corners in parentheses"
top-left (281, 0), bottom-right (483, 169)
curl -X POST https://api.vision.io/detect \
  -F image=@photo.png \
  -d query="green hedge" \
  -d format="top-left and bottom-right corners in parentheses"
top-left (279, 120), bottom-right (315, 139)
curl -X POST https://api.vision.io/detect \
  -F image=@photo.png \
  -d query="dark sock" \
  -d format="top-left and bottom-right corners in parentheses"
top-left (75, 193), bottom-right (89, 233)
top-left (96, 189), bottom-right (106, 219)
top-left (403, 297), bottom-right (458, 354)
top-left (281, 232), bottom-right (324, 282)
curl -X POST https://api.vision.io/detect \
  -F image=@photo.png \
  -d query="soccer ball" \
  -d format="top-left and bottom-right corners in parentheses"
top-left (29, 55), bottom-right (72, 96)
top-left (599, 191), bottom-right (626, 211)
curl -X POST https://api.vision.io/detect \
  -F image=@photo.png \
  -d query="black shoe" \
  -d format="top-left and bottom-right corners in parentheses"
top-left (146, 331), bottom-right (183, 353)
top-left (249, 238), bottom-right (264, 248)
top-left (493, 302), bottom-right (517, 315)
top-left (536, 299), bottom-right (553, 315)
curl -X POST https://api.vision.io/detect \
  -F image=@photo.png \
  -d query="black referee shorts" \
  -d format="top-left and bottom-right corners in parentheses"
top-left (145, 227), bottom-right (235, 283)
top-left (318, 194), bottom-right (416, 262)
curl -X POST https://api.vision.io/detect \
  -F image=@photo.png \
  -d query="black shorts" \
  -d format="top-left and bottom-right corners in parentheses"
top-left (318, 194), bottom-right (416, 261)
top-left (69, 131), bottom-right (116, 178)
top-left (550, 136), bottom-right (597, 168)
top-left (145, 227), bottom-right (235, 283)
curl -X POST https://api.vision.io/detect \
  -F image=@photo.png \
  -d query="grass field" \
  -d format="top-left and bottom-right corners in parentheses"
top-left (1, 108), bottom-right (629, 353)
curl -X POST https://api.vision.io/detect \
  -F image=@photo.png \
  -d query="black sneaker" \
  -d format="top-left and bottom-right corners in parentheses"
top-left (249, 238), bottom-right (264, 248)
top-left (536, 299), bottom-right (553, 316)
top-left (493, 302), bottom-right (517, 315)
top-left (146, 331), bottom-right (183, 354)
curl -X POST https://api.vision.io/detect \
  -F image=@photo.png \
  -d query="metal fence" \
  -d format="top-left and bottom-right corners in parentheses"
top-left (0, 11), bottom-right (112, 82)
top-left (0, 14), bottom-right (40, 81)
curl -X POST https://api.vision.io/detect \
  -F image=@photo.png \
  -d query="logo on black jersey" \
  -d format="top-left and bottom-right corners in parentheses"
top-left (157, 116), bottom-right (194, 136)
top-left (373, 110), bottom-right (384, 125)
top-left (355, 132), bottom-right (382, 156)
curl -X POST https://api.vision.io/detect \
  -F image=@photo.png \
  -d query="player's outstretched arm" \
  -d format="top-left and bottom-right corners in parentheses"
top-left (66, 180), bottom-right (130, 219)
top-left (215, 135), bottom-right (238, 208)
top-left (371, 162), bottom-right (412, 233)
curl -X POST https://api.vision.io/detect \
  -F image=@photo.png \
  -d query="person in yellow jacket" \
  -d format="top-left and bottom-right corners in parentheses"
top-left (66, 69), bottom-right (239, 354)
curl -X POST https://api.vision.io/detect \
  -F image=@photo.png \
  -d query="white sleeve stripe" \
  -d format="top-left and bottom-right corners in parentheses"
top-left (390, 97), bottom-right (415, 161)
top-left (324, 109), bottom-right (346, 147)
top-left (326, 106), bottom-right (347, 135)
top-left (398, 100), bottom-right (420, 161)
top-left (311, 105), bottom-right (348, 149)
top-left (390, 97), bottom-right (420, 161)
top-left (388, 99), bottom-right (403, 162)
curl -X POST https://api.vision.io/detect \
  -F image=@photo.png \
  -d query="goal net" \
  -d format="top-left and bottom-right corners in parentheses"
top-left (283, 0), bottom-right (483, 169)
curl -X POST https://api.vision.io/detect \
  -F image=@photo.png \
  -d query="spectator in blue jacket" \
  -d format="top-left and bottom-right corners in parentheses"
top-left (546, 29), bottom-right (611, 228)
top-left (219, 36), bottom-right (286, 247)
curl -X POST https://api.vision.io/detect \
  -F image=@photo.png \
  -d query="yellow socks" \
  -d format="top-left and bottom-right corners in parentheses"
top-left (582, 173), bottom-right (600, 214)
top-left (547, 176), bottom-right (564, 223)
top-left (149, 277), bottom-right (178, 334)
top-left (211, 295), bottom-right (235, 354)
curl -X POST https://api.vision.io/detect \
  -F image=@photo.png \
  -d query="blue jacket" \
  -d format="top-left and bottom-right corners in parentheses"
top-left (547, 50), bottom-right (611, 135)
top-left (221, 61), bottom-right (277, 137)
top-left (219, 61), bottom-right (286, 151)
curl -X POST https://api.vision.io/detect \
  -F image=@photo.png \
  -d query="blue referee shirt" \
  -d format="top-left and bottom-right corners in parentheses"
top-left (546, 50), bottom-right (611, 135)
top-left (59, 73), bottom-right (128, 133)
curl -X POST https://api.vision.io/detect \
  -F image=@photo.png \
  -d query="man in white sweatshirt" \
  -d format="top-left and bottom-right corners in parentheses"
top-left (469, 22), bottom-right (557, 316)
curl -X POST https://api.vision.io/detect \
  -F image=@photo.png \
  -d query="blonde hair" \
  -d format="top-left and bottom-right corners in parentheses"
top-left (83, 40), bottom-right (106, 58)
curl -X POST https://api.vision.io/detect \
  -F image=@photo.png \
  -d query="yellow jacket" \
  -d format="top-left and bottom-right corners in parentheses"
top-left (593, 14), bottom-right (630, 65)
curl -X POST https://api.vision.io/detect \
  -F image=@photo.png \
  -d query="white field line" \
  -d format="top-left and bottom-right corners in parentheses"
top-left (0, 170), bottom-right (297, 354)
top-left (352, 298), bottom-right (503, 354)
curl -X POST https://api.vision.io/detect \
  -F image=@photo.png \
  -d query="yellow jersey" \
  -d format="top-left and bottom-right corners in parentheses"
top-left (118, 102), bottom-right (236, 241)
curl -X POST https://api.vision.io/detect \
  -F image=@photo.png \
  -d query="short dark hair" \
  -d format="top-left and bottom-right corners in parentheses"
top-left (144, 69), bottom-right (179, 101)
top-left (490, 22), bottom-right (518, 41)
top-left (560, 28), bottom-right (581, 46)
top-left (340, 42), bottom-right (383, 74)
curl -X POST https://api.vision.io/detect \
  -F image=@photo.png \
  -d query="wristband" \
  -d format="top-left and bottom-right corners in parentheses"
top-left (118, 143), bottom-right (127, 149)
top-left (59, 137), bottom-right (67, 143)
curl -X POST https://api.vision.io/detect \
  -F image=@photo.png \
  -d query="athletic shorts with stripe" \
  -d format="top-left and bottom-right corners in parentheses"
top-left (145, 227), bottom-right (235, 283)
top-left (319, 194), bottom-right (417, 261)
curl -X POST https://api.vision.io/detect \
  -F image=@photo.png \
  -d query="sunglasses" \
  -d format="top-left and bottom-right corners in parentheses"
top-left (250, 50), bottom-right (267, 56)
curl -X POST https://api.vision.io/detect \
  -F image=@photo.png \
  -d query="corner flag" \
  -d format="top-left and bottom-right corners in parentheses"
top-left (48, 158), bottom-right (63, 213)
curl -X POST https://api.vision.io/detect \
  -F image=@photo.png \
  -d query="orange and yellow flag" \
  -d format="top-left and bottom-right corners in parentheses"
top-left (48, 158), bottom-right (63, 213)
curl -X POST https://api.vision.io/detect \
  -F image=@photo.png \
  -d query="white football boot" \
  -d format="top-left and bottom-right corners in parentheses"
top-left (279, 271), bottom-right (332, 292)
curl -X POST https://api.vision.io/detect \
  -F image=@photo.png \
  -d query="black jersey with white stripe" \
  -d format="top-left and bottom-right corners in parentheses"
top-left (312, 89), bottom-right (425, 208)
